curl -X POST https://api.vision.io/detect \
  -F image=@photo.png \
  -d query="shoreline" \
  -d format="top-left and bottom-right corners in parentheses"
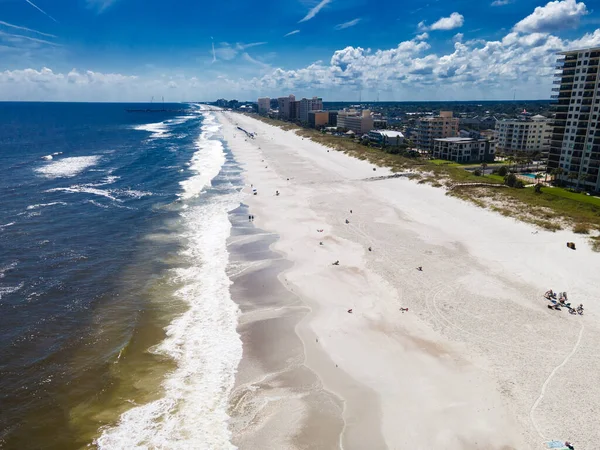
top-left (220, 110), bottom-right (600, 449)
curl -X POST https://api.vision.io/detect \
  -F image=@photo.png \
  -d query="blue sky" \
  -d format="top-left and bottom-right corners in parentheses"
top-left (0, 0), bottom-right (600, 101)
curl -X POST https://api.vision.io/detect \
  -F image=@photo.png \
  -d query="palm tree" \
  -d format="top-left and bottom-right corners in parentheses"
top-left (535, 173), bottom-right (544, 184)
top-left (567, 171), bottom-right (578, 188)
top-left (481, 162), bottom-right (488, 177)
top-left (551, 167), bottom-right (564, 186)
top-left (577, 172), bottom-right (587, 191)
top-left (506, 155), bottom-right (515, 172)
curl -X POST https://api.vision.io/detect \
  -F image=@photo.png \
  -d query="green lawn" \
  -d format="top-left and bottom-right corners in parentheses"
top-left (533, 186), bottom-right (600, 208)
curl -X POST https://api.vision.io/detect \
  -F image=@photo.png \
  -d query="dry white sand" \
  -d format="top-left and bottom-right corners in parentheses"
top-left (217, 110), bottom-right (600, 450)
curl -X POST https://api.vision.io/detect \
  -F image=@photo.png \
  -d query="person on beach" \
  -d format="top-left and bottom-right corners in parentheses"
top-left (350, 209), bottom-right (353, 214)
top-left (417, 266), bottom-right (423, 271)
top-left (544, 290), bottom-right (555, 299)
top-left (345, 219), bottom-right (349, 224)
top-left (577, 304), bottom-right (584, 315)
top-left (368, 246), bottom-right (372, 252)
top-left (332, 260), bottom-right (339, 265)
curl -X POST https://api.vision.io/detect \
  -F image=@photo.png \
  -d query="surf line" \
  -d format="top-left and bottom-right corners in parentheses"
top-left (529, 322), bottom-right (584, 440)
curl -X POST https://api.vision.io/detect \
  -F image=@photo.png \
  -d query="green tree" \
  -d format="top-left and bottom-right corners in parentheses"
top-left (577, 172), bottom-right (587, 191)
top-left (497, 165), bottom-right (508, 177)
top-left (504, 173), bottom-right (517, 187)
top-left (535, 173), bottom-right (544, 184)
top-left (567, 171), bottom-right (578, 188)
top-left (481, 162), bottom-right (488, 177)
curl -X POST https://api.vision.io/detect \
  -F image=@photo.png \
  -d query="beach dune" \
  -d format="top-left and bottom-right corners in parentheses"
top-left (219, 110), bottom-right (600, 450)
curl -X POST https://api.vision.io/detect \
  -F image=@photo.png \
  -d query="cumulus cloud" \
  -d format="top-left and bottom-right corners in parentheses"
top-left (299, 0), bottom-right (332, 23)
top-left (420, 12), bottom-right (464, 31)
top-left (335, 18), bottom-right (361, 30)
top-left (514, 0), bottom-right (588, 33)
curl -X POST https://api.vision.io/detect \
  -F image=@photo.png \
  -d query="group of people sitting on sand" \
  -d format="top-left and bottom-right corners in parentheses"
top-left (544, 290), bottom-right (584, 315)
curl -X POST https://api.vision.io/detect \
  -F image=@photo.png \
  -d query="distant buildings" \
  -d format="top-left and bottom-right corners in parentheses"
top-left (308, 110), bottom-right (329, 128)
top-left (548, 47), bottom-right (600, 192)
top-left (369, 130), bottom-right (405, 147)
top-left (257, 97), bottom-right (270, 115)
top-left (337, 109), bottom-right (374, 134)
top-left (416, 111), bottom-right (459, 153)
top-left (459, 116), bottom-right (497, 130)
top-left (495, 115), bottom-right (551, 154)
top-left (298, 97), bottom-right (323, 123)
top-left (433, 137), bottom-right (494, 163)
top-left (277, 95), bottom-right (296, 120)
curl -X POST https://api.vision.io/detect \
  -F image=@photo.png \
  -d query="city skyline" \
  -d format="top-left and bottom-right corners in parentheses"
top-left (0, 0), bottom-right (599, 101)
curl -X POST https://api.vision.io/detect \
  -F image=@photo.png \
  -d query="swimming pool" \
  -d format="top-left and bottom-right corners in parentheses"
top-left (522, 173), bottom-right (539, 179)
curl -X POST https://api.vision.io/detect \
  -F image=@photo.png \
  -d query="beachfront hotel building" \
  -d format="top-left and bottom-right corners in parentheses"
top-left (308, 110), bottom-right (329, 128)
top-left (433, 137), bottom-right (494, 163)
top-left (277, 95), bottom-right (296, 120)
top-left (336, 109), bottom-right (374, 135)
top-left (298, 97), bottom-right (324, 123)
top-left (257, 97), bottom-right (270, 115)
top-left (548, 47), bottom-right (600, 192)
top-left (368, 130), bottom-right (405, 147)
top-left (416, 111), bottom-right (459, 153)
top-left (495, 115), bottom-right (552, 154)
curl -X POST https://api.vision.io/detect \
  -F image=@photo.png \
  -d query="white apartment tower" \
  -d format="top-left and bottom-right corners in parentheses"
top-left (495, 115), bottom-right (551, 154)
top-left (549, 47), bottom-right (600, 191)
top-left (257, 97), bottom-right (270, 115)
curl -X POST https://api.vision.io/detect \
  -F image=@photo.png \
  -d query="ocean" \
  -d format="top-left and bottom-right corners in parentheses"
top-left (0, 102), bottom-right (243, 449)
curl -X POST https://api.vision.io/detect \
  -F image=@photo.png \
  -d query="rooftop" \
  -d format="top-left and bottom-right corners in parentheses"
top-left (371, 130), bottom-right (404, 138)
top-left (435, 137), bottom-right (481, 143)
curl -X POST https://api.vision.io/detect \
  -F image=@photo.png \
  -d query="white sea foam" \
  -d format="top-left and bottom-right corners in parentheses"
top-left (133, 122), bottom-right (170, 139)
top-left (42, 155), bottom-right (53, 161)
top-left (0, 261), bottom-right (17, 279)
top-left (179, 113), bottom-right (226, 200)
top-left (0, 222), bottom-right (16, 230)
top-left (97, 111), bottom-right (242, 450)
top-left (26, 202), bottom-right (68, 210)
top-left (0, 282), bottom-right (24, 300)
top-left (46, 186), bottom-right (120, 202)
top-left (36, 156), bottom-right (101, 179)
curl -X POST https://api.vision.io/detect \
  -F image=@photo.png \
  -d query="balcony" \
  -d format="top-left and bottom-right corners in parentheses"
top-left (553, 120), bottom-right (566, 127)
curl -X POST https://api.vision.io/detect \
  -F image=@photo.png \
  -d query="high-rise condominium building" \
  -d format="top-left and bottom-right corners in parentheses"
top-left (298, 97), bottom-right (323, 123)
top-left (495, 115), bottom-right (551, 154)
top-left (277, 95), bottom-right (296, 120)
top-left (548, 47), bottom-right (600, 191)
top-left (257, 97), bottom-right (270, 115)
top-left (416, 111), bottom-right (459, 153)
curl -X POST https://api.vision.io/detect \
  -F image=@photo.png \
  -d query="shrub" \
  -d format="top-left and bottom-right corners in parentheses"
top-left (514, 180), bottom-right (525, 189)
top-left (534, 183), bottom-right (543, 194)
top-left (573, 223), bottom-right (590, 234)
top-left (497, 166), bottom-right (508, 177)
top-left (473, 169), bottom-right (482, 176)
top-left (504, 173), bottom-right (517, 187)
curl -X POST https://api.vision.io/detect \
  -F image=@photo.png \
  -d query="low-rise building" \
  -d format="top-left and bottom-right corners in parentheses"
top-left (495, 115), bottom-right (551, 154)
top-left (416, 111), bottom-right (459, 153)
top-left (433, 137), bottom-right (494, 163)
top-left (257, 97), bottom-right (270, 115)
top-left (308, 110), bottom-right (329, 128)
top-left (368, 130), bottom-right (405, 147)
top-left (337, 109), bottom-right (374, 134)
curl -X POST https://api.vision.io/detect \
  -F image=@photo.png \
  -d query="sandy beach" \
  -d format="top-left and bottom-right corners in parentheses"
top-left (219, 110), bottom-right (600, 450)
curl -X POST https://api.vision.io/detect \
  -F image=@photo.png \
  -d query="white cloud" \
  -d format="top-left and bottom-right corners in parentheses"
top-left (415, 32), bottom-right (429, 41)
top-left (24, 0), bottom-right (57, 23)
top-left (335, 18), bottom-right (361, 30)
top-left (0, 20), bottom-right (56, 38)
top-left (214, 42), bottom-right (267, 61)
top-left (491, 0), bottom-right (514, 6)
top-left (87, 0), bottom-right (118, 13)
top-left (284, 30), bottom-right (300, 37)
top-left (514, 0), bottom-right (588, 33)
top-left (429, 12), bottom-right (465, 31)
top-left (299, 0), bottom-right (332, 23)
top-left (453, 33), bottom-right (464, 42)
